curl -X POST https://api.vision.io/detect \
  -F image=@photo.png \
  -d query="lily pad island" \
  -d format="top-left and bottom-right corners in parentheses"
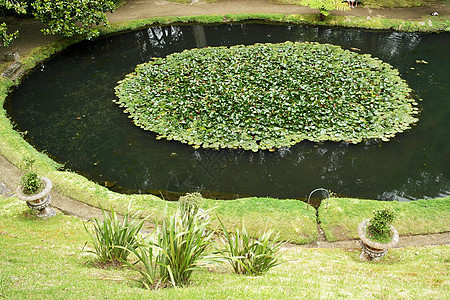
top-left (114, 41), bottom-right (418, 152)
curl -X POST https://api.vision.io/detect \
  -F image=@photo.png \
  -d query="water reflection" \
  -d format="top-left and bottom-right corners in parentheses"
top-left (6, 24), bottom-right (450, 201)
top-left (192, 25), bottom-right (207, 48)
top-left (146, 26), bottom-right (183, 48)
top-left (378, 32), bottom-right (421, 59)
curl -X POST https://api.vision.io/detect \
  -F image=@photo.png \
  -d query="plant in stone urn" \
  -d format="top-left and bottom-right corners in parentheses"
top-left (20, 169), bottom-right (42, 195)
top-left (358, 206), bottom-right (399, 261)
top-left (16, 157), bottom-right (55, 218)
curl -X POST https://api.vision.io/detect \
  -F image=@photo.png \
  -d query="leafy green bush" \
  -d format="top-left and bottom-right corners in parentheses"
top-left (83, 205), bottom-right (147, 263)
top-left (19, 156), bottom-right (43, 195)
top-left (20, 172), bottom-right (42, 195)
top-left (300, 0), bottom-right (348, 21)
top-left (218, 218), bottom-right (285, 276)
top-left (115, 41), bottom-right (418, 151)
top-left (367, 206), bottom-right (396, 243)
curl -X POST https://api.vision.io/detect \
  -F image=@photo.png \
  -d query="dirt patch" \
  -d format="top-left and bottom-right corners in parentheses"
top-left (108, 0), bottom-right (449, 23)
top-left (332, 225), bottom-right (352, 242)
top-left (0, 19), bottom-right (60, 61)
top-left (107, 0), bottom-right (314, 23)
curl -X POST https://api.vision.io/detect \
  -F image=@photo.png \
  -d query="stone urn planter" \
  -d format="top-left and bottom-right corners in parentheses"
top-left (16, 177), bottom-right (56, 219)
top-left (358, 218), bottom-right (399, 261)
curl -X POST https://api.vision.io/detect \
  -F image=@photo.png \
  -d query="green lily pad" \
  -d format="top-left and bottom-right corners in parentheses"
top-left (115, 41), bottom-right (419, 151)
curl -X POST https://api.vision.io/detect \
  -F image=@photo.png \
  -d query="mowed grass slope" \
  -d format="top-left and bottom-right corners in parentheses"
top-left (207, 197), bottom-right (318, 244)
top-left (1, 196), bottom-right (449, 299)
top-left (319, 197), bottom-right (450, 242)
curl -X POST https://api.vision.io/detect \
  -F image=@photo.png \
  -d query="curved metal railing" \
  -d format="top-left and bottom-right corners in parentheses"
top-left (307, 188), bottom-right (330, 210)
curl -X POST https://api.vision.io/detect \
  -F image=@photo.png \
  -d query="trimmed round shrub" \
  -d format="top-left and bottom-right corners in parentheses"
top-left (115, 41), bottom-right (418, 151)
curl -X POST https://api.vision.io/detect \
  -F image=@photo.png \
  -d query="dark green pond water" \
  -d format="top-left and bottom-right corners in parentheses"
top-left (6, 24), bottom-right (450, 201)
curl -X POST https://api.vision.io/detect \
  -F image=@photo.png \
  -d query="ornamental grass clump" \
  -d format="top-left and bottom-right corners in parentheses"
top-left (119, 238), bottom-right (161, 289)
top-left (83, 205), bottom-right (147, 263)
top-left (178, 192), bottom-right (205, 219)
top-left (367, 206), bottom-right (396, 243)
top-left (156, 205), bottom-right (215, 287)
top-left (123, 194), bottom-right (216, 288)
top-left (115, 41), bottom-right (419, 151)
top-left (218, 218), bottom-right (285, 276)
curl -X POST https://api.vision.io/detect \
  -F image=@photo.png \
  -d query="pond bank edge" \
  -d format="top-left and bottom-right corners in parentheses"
top-left (0, 13), bottom-right (449, 244)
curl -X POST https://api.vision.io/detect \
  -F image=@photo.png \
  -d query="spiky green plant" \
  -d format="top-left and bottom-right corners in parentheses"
top-left (83, 205), bottom-right (148, 262)
top-left (156, 204), bottom-right (215, 287)
top-left (178, 192), bottom-right (205, 219)
top-left (218, 218), bottom-right (285, 276)
top-left (122, 194), bottom-right (216, 288)
top-left (119, 238), bottom-right (161, 289)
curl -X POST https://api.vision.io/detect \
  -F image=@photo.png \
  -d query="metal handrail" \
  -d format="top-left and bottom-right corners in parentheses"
top-left (307, 188), bottom-right (330, 210)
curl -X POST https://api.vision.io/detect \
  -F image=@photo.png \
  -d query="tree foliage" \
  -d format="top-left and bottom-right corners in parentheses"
top-left (0, 22), bottom-right (18, 46)
top-left (0, 0), bottom-right (115, 46)
top-left (298, 0), bottom-right (348, 21)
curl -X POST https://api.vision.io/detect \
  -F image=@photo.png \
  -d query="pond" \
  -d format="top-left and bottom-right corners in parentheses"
top-left (6, 23), bottom-right (450, 201)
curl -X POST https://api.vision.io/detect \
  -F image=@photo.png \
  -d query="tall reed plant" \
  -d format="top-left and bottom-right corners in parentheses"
top-left (83, 205), bottom-right (148, 262)
top-left (178, 192), bottom-right (205, 219)
top-left (218, 218), bottom-right (285, 276)
top-left (119, 239), bottom-right (161, 289)
top-left (156, 205), bottom-right (215, 287)
top-left (124, 193), bottom-right (217, 288)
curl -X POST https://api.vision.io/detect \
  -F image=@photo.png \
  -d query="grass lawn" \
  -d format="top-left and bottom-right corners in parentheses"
top-left (1, 195), bottom-right (449, 299)
top-left (358, 0), bottom-right (436, 8)
top-left (319, 197), bottom-right (450, 242)
top-left (207, 197), bottom-right (318, 244)
top-left (0, 12), bottom-right (448, 251)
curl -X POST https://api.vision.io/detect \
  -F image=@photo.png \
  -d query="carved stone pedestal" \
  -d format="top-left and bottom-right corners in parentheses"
top-left (357, 219), bottom-right (399, 261)
top-left (16, 177), bottom-right (56, 219)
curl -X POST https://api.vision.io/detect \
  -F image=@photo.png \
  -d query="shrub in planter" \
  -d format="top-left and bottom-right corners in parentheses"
top-left (20, 170), bottom-right (43, 195)
top-left (178, 192), bottom-right (205, 218)
top-left (19, 157), bottom-right (42, 195)
top-left (16, 157), bottom-right (55, 218)
top-left (367, 206), bottom-right (396, 243)
top-left (358, 206), bottom-right (399, 261)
